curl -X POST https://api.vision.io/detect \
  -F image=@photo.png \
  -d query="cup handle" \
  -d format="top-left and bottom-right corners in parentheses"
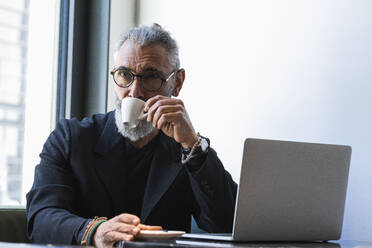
top-left (138, 111), bottom-right (148, 121)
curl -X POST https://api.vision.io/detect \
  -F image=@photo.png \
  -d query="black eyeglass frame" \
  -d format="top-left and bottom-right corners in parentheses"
top-left (110, 67), bottom-right (178, 92)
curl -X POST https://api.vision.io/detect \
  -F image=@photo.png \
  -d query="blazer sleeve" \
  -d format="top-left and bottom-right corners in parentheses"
top-left (26, 120), bottom-right (88, 244)
top-left (185, 148), bottom-right (238, 233)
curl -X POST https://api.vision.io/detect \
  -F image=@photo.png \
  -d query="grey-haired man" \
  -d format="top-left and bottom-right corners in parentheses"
top-left (27, 24), bottom-right (237, 248)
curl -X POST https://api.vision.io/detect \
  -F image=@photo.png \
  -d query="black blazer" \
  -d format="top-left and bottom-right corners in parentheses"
top-left (26, 111), bottom-right (237, 245)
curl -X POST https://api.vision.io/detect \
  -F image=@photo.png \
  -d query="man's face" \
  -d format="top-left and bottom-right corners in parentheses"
top-left (113, 40), bottom-right (175, 101)
top-left (113, 40), bottom-right (180, 141)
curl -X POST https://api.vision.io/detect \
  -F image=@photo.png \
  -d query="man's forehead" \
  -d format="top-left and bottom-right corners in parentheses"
top-left (115, 40), bottom-right (171, 71)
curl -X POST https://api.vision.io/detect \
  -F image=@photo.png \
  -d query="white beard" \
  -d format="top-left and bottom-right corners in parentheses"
top-left (114, 97), bottom-right (155, 142)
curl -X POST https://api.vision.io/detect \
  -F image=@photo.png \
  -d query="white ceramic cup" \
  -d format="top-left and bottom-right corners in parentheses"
top-left (121, 97), bottom-right (148, 129)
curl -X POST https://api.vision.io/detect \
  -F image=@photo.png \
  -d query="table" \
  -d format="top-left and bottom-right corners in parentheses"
top-left (1, 240), bottom-right (371, 248)
top-left (118, 240), bottom-right (372, 248)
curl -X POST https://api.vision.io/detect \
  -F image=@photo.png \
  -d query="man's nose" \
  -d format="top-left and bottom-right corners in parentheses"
top-left (129, 77), bottom-right (145, 100)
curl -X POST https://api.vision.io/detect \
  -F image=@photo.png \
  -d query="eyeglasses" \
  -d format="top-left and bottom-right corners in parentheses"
top-left (110, 67), bottom-right (177, 92)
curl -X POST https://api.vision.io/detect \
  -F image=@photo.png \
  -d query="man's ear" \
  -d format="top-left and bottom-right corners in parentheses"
top-left (172, 69), bottom-right (185, 97)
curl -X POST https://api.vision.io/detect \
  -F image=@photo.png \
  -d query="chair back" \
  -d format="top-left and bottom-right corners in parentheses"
top-left (0, 208), bottom-right (30, 243)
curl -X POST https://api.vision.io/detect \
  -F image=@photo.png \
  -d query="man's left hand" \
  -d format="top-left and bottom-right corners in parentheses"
top-left (145, 95), bottom-right (198, 148)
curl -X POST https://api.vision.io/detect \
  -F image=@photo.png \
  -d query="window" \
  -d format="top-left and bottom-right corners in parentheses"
top-left (0, 0), bottom-right (59, 206)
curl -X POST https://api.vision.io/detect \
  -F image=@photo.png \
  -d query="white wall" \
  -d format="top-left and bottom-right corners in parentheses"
top-left (138, 0), bottom-right (372, 241)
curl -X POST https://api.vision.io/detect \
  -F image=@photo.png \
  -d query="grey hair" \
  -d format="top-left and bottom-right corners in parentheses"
top-left (115, 23), bottom-right (180, 70)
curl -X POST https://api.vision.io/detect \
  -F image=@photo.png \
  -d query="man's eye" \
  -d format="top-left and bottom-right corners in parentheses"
top-left (118, 70), bottom-right (132, 79)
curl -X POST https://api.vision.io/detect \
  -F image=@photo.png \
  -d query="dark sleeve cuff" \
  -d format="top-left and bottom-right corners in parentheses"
top-left (182, 136), bottom-right (210, 173)
top-left (185, 151), bottom-right (208, 174)
top-left (75, 218), bottom-right (91, 244)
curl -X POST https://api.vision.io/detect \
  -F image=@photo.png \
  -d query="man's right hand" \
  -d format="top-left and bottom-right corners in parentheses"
top-left (93, 213), bottom-right (162, 248)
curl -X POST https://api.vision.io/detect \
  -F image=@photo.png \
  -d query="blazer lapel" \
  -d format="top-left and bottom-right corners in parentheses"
top-left (92, 112), bottom-right (124, 216)
top-left (141, 134), bottom-right (183, 222)
top-left (94, 111), bottom-right (122, 156)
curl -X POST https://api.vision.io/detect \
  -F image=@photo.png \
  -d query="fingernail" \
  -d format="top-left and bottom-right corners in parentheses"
top-left (132, 219), bottom-right (139, 224)
top-left (133, 227), bottom-right (139, 233)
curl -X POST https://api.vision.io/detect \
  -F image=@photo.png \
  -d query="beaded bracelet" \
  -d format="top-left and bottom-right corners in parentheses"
top-left (81, 216), bottom-right (108, 246)
top-left (181, 133), bottom-right (202, 164)
top-left (87, 219), bottom-right (107, 246)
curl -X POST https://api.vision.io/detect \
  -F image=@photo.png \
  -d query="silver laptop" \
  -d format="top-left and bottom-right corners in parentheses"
top-left (182, 138), bottom-right (352, 242)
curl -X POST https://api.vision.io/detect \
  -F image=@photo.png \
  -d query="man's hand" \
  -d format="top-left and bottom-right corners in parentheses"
top-left (145, 95), bottom-right (198, 148)
top-left (93, 213), bottom-right (162, 248)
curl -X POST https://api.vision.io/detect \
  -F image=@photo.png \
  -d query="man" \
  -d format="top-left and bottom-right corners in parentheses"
top-left (26, 24), bottom-right (237, 247)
